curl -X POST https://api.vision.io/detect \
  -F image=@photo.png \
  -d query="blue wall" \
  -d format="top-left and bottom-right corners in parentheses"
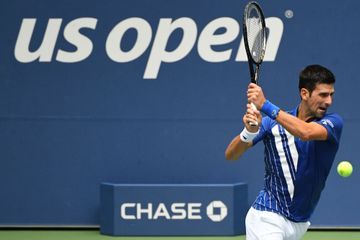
top-left (0, 0), bottom-right (358, 227)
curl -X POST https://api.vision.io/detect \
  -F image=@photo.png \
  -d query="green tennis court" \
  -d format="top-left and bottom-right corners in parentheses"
top-left (1, 230), bottom-right (360, 240)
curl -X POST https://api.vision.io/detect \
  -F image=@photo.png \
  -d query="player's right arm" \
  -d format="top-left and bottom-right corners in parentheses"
top-left (225, 104), bottom-right (261, 160)
top-left (225, 135), bottom-right (252, 160)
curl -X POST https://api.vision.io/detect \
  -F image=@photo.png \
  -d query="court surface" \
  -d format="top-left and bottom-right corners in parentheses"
top-left (1, 230), bottom-right (360, 240)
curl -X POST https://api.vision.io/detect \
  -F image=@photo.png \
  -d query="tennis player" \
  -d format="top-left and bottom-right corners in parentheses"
top-left (225, 65), bottom-right (343, 240)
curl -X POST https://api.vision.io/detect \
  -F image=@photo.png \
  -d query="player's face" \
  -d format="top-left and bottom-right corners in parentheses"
top-left (306, 83), bottom-right (335, 118)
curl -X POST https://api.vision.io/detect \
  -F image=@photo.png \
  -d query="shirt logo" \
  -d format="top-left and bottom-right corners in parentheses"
top-left (321, 119), bottom-right (334, 128)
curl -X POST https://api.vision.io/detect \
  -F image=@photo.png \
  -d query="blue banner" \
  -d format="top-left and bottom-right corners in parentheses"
top-left (100, 183), bottom-right (247, 235)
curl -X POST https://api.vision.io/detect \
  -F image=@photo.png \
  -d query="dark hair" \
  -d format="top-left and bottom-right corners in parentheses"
top-left (298, 64), bottom-right (335, 94)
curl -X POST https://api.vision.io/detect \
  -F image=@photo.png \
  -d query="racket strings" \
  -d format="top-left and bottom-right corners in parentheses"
top-left (245, 7), bottom-right (265, 63)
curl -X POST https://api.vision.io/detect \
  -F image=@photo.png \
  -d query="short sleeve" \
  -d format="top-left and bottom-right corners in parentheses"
top-left (316, 113), bottom-right (343, 144)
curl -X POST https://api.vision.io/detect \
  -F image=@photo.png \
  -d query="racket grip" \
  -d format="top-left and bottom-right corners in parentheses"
top-left (248, 102), bottom-right (258, 126)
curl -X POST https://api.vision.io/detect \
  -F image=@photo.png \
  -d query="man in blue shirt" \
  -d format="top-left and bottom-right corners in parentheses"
top-left (225, 65), bottom-right (343, 240)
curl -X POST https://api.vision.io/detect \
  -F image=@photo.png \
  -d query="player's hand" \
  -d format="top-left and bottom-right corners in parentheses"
top-left (243, 103), bottom-right (262, 132)
top-left (247, 83), bottom-right (266, 110)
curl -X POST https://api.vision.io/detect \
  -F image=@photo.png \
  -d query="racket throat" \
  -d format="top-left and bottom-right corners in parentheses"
top-left (251, 65), bottom-right (260, 84)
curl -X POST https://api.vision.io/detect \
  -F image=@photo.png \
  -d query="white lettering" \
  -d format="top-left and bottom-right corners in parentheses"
top-left (198, 17), bottom-right (239, 62)
top-left (120, 202), bottom-right (202, 220)
top-left (188, 203), bottom-right (202, 220)
top-left (15, 18), bottom-right (62, 62)
top-left (171, 203), bottom-right (186, 219)
top-left (153, 203), bottom-right (171, 219)
top-left (263, 17), bottom-right (283, 61)
top-left (144, 18), bottom-right (197, 79)
top-left (137, 203), bottom-right (152, 219)
top-left (236, 17), bottom-right (283, 61)
top-left (14, 16), bottom-right (284, 79)
top-left (106, 17), bottom-right (152, 62)
top-left (120, 203), bottom-right (136, 220)
top-left (56, 18), bottom-right (98, 63)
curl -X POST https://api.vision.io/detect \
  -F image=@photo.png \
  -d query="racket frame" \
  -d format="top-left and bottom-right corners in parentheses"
top-left (243, 1), bottom-right (267, 84)
top-left (242, 1), bottom-right (267, 126)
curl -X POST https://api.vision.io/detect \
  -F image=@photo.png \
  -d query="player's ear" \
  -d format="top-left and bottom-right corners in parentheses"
top-left (300, 88), bottom-right (310, 101)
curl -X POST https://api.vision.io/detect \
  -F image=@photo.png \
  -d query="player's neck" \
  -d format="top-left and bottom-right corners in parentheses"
top-left (297, 102), bottom-right (316, 122)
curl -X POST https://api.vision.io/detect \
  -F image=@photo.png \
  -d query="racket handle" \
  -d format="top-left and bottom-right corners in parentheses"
top-left (248, 102), bottom-right (258, 126)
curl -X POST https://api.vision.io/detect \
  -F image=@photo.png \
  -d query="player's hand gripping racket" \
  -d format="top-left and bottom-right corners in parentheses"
top-left (243, 1), bottom-right (267, 126)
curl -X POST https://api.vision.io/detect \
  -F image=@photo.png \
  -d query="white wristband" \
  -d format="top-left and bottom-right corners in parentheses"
top-left (240, 127), bottom-right (259, 143)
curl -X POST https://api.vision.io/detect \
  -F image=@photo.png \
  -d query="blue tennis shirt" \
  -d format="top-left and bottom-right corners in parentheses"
top-left (252, 107), bottom-right (343, 222)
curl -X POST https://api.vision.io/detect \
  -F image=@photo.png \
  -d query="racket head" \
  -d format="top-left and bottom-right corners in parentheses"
top-left (243, 1), bottom-right (267, 66)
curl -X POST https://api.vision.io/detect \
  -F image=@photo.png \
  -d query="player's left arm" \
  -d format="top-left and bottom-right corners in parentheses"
top-left (247, 83), bottom-right (329, 141)
top-left (275, 111), bottom-right (327, 141)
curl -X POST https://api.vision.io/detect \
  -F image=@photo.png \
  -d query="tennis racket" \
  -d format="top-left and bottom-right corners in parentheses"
top-left (243, 1), bottom-right (267, 126)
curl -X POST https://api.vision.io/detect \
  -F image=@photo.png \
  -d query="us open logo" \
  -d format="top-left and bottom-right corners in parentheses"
top-left (14, 17), bottom-right (283, 79)
top-left (206, 201), bottom-right (228, 222)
